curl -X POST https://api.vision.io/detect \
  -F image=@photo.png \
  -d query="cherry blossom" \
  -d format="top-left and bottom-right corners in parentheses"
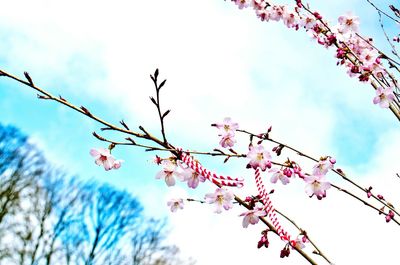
top-left (204, 188), bottom-right (234, 213)
top-left (257, 234), bottom-right (269, 248)
top-left (386, 210), bottom-right (395, 223)
top-left (373, 86), bottom-right (395, 108)
top-left (90, 148), bottom-right (122, 171)
top-left (167, 198), bottom-right (184, 212)
top-left (269, 168), bottom-right (290, 185)
top-left (247, 144), bottom-right (272, 171)
top-left (214, 117), bottom-right (239, 135)
top-left (181, 167), bottom-right (206, 189)
top-left (233, 0), bottom-right (251, 9)
top-left (304, 174), bottom-right (331, 200)
top-left (312, 158), bottom-right (335, 176)
top-left (112, 159), bottom-right (123, 169)
top-left (219, 132), bottom-right (236, 148)
top-left (155, 160), bottom-right (178, 187)
top-left (337, 12), bottom-right (360, 34)
top-left (239, 208), bottom-right (266, 228)
top-left (293, 235), bottom-right (308, 249)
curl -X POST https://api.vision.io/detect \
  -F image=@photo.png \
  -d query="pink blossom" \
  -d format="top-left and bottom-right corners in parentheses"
top-left (373, 86), bottom-right (395, 108)
top-left (204, 188), bottom-right (234, 213)
top-left (112, 159), bottom-right (123, 169)
top-left (167, 198), bottom-right (184, 212)
top-left (386, 210), bottom-right (395, 223)
top-left (269, 168), bottom-right (290, 185)
top-left (269, 5), bottom-right (285, 22)
top-left (304, 174), bottom-right (331, 200)
top-left (338, 12), bottom-right (360, 34)
top-left (233, 0), bottom-right (251, 9)
top-left (247, 144), bottom-right (272, 171)
top-left (214, 117), bottom-right (239, 135)
top-left (282, 11), bottom-right (297, 28)
top-left (257, 231), bottom-right (269, 248)
top-left (155, 160), bottom-right (178, 187)
top-left (219, 133), bottom-right (236, 148)
top-left (252, 0), bottom-right (268, 10)
top-left (90, 148), bottom-right (122, 171)
top-left (181, 167), bottom-right (206, 189)
top-left (239, 208), bottom-right (266, 228)
top-left (293, 236), bottom-right (307, 249)
top-left (312, 158), bottom-right (334, 176)
top-left (300, 16), bottom-right (317, 30)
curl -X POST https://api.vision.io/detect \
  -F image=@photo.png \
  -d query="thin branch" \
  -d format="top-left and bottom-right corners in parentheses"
top-left (365, 0), bottom-right (400, 24)
top-left (237, 129), bottom-right (400, 218)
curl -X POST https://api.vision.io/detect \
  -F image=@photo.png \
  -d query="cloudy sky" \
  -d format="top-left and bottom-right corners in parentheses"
top-left (0, 0), bottom-right (399, 264)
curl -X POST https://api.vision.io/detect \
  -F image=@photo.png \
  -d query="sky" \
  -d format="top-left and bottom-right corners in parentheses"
top-left (0, 0), bottom-right (400, 264)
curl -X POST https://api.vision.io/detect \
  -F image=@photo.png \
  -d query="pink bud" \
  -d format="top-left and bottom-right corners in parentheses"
top-left (313, 12), bottom-right (322, 20)
top-left (377, 194), bottom-right (384, 200)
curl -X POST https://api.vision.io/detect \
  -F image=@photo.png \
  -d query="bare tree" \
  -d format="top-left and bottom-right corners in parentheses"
top-left (0, 124), bottom-right (193, 265)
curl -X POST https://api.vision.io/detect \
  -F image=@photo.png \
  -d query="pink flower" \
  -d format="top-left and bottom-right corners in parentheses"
top-left (239, 208), bottom-right (266, 228)
top-left (234, 0), bottom-right (251, 9)
top-left (181, 168), bottom-right (206, 189)
top-left (304, 174), bottom-right (331, 200)
top-left (112, 159), bottom-right (123, 169)
top-left (257, 234), bottom-right (269, 248)
top-left (293, 236), bottom-right (307, 249)
top-left (219, 133), bottom-right (236, 148)
top-left (282, 11), bottom-right (297, 28)
top-left (312, 158), bottom-right (334, 176)
top-left (247, 144), bottom-right (272, 171)
top-left (373, 86), bottom-right (395, 108)
top-left (269, 168), bottom-right (290, 185)
top-left (167, 198), bottom-right (184, 212)
top-left (205, 188), bottom-right (234, 213)
top-left (338, 12), bottom-right (360, 34)
top-left (300, 16), bottom-right (317, 30)
top-left (214, 117), bottom-right (239, 135)
top-left (90, 148), bottom-right (122, 171)
top-left (155, 160), bottom-right (178, 187)
top-left (386, 210), bottom-right (395, 223)
top-left (269, 5), bottom-right (285, 22)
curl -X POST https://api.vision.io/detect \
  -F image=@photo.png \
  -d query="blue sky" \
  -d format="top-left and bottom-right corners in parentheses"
top-left (1, 0), bottom-right (400, 264)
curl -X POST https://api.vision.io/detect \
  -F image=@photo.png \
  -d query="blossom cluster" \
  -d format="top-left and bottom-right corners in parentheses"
top-left (213, 117), bottom-right (239, 148)
top-left (229, 0), bottom-right (397, 109)
top-left (90, 148), bottom-right (123, 171)
top-left (155, 158), bottom-right (206, 188)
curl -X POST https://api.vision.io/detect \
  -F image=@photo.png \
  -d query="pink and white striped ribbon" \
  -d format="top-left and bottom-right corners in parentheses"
top-left (180, 152), bottom-right (244, 188)
top-left (254, 168), bottom-right (293, 243)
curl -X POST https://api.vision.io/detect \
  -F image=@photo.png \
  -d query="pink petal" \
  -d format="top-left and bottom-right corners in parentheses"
top-left (90, 148), bottom-right (100, 157)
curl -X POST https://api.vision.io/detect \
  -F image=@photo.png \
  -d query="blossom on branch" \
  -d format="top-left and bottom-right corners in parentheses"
top-left (337, 12), bottom-right (360, 34)
top-left (214, 117), bottom-right (239, 148)
top-left (167, 198), bottom-right (184, 212)
top-left (214, 117), bottom-right (239, 135)
top-left (205, 188), bottom-right (234, 213)
top-left (239, 208), bottom-right (266, 228)
top-left (304, 174), bottom-right (331, 200)
top-left (247, 144), bottom-right (272, 171)
top-left (90, 148), bottom-right (123, 171)
top-left (373, 86), bottom-right (395, 108)
top-left (269, 168), bottom-right (290, 185)
top-left (312, 157), bottom-right (335, 176)
top-left (219, 132), bottom-right (236, 148)
top-left (180, 167), bottom-right (206, 189)
top-left (155, 160), bottom-right (179, 187)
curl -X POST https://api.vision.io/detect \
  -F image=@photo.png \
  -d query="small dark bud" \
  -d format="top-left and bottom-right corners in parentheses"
top-left (80, 106), bottom-right (91, 116)
top-left (24, 71), bottom-right (34, 85)
top-left (158, 79), bottom-right (167, 89)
